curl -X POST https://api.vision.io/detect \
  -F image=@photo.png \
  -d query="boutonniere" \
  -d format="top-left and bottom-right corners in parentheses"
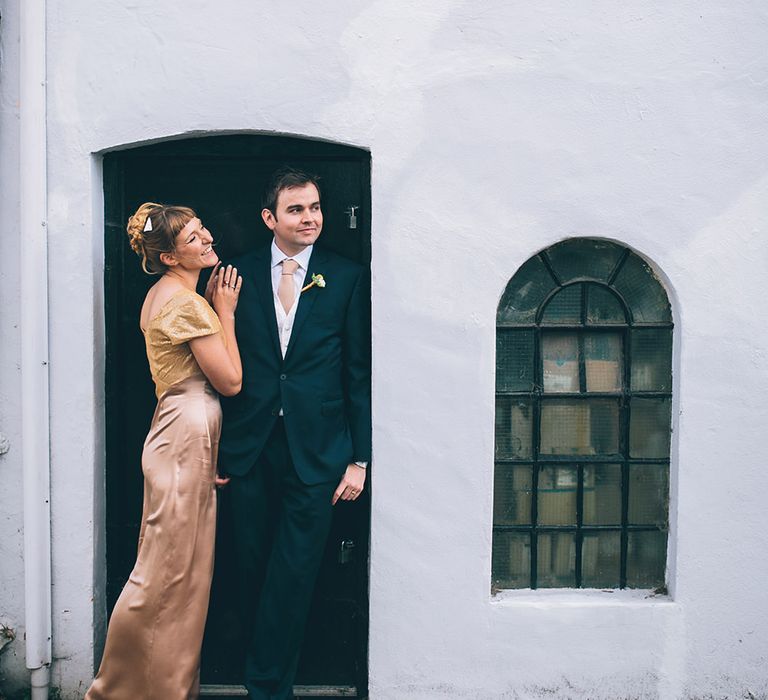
top-left (301, 273), bottom-right (326, 293)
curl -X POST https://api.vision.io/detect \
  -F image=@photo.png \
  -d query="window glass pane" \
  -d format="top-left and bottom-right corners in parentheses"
top-left (542, 333), bottom-right (579, 393)
top-left (537, 466), bottom-right (577, 525)
top-left (586, 285), bottom-right (626, 325)
top-left (612, 253), bottom-right (672, 324)
top-left (626, 530), bottom-right (667, 588)
top-left (545, 239), bottom-right (626, 285)
top-left (582, 531), bottom-right (621, 588)
top-left (540, 399), bottom-right (619, 456)
top-left (497, 255), bottom-right (557, 326)
top-left (537, 532), bottom-right (576, 587)
top-left (541, 285), bottom-right (581, 324)
top-left (496, 329), bottom-right (535, 392)
top-left (495, 397), bottom-right (533, 459)
top-left (495, 240), bottom-right (674, 592)
top-left (584, 333), bottom-right (623, 392)
top-left (494, 465), bottom-right (532, 525)
top-left (629, 465), bottom-right (668, 526)
top-left (630, 398), bottom-right (671, 458)
top-left (492, 532), bottom-right (530, 589)
top-left (631, 329), bottom-right (672, 392)
top-left (583, 464), bottom-right (622, 525)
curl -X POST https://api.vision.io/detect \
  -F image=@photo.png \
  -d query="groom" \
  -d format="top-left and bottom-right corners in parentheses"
top-left (218, 167), bottom-right (371, 699)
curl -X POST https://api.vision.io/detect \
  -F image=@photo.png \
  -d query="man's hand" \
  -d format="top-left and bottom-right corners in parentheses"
top-left (332, 464), bottom-right (366, 505)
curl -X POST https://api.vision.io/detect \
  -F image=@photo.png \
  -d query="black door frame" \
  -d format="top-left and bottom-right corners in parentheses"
top-left (103, 133), bottom-right (372, 698)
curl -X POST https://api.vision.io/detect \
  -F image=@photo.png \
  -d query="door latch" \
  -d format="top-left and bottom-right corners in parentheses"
top-left (344, 205), bottom-right (359, 230)
top-left (338, 539), bottom-right (355, 564)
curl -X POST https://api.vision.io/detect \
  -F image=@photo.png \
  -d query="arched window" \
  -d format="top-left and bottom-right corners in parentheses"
top-left (493, 239), bottom-right (672, 590)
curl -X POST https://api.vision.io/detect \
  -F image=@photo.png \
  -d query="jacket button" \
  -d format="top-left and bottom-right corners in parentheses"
top-left (280, 374), bottom-right (287, 380)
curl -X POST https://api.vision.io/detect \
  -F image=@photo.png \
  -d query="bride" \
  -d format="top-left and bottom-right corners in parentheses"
top-left (86, 202), bottom-right (242, 700)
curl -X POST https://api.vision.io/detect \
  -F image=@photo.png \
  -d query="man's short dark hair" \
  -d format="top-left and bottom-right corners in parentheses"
top-left (262, 166), bottom-right (322, 216)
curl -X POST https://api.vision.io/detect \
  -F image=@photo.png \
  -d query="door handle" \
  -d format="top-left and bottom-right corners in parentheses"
top-left (338, 539), bottom-right (355, 564)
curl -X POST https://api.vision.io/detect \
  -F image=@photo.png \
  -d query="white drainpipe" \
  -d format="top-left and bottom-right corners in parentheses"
top-left (20, 1), bottom-right (52, 699)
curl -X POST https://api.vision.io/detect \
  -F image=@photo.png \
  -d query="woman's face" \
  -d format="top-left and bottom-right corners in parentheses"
top-left (171, 217), bottom-right (219, 270)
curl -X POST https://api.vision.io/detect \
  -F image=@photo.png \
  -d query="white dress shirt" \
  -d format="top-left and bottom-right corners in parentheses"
top-left (270, 240), bottom-right (312, 359)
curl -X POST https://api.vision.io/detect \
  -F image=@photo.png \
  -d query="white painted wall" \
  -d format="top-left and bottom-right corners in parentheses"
top-left (1, 1), bottom-right (767, 698)
top-left (0, 2), bottom-right (28, 696)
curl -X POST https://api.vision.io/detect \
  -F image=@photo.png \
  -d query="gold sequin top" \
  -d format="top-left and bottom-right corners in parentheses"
top-left (142, 289), bottom-right (222, 398)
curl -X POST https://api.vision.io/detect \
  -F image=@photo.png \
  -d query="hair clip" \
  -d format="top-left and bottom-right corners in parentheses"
top-left (143, 216), bottom-right (153, 233)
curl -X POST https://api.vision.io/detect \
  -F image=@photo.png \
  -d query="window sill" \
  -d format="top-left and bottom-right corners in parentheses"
top-left (490, 588), bottom-right (674, 607)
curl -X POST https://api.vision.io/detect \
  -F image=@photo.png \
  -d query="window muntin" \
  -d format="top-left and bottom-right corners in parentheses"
top-left (493, 240), bottom-right (672, 590)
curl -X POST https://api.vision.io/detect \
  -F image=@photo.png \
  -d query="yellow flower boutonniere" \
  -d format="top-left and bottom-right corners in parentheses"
top-left (301, 273), bottom-right (326, 293)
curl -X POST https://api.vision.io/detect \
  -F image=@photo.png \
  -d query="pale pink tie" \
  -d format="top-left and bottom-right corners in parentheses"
top-left (278, 259), bottom-right (299, 313)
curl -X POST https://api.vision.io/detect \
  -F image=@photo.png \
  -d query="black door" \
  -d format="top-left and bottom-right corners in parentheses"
top-left (103, 135), bottom-right (371, 696)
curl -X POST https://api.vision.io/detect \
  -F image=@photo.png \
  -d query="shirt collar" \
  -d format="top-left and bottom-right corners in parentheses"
top-left (271, 240), bottom-right (313, 270)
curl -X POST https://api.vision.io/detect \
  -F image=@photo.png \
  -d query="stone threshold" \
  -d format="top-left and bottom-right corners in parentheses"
top-left (200, 684), bottom-right (360, 697)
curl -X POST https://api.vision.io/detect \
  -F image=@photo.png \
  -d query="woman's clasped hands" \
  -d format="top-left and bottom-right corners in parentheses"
top-left (206, 261), bottom-right (243, 318)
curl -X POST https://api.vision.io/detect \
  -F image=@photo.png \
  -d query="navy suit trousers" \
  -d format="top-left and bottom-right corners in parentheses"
top-left (229, 418), bottom-right (336, 700)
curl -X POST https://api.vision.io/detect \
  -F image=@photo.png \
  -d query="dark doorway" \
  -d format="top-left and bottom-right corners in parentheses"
top-left (103, 135), bottom-right (371, 697)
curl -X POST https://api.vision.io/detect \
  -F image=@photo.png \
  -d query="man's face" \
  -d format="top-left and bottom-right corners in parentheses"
top-left (262, 183), bottom-right (323, 256)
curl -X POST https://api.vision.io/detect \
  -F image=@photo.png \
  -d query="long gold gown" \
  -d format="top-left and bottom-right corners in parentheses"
top-left (86, 289), bottom-right (223, 700)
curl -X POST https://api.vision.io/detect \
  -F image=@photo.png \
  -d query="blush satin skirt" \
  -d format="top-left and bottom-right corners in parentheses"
top-left (86, 376), bottom-right (221, 700)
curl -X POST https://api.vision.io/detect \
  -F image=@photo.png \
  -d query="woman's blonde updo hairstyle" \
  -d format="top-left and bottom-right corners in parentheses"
top-left (126, 202), bottom-right (197, 274)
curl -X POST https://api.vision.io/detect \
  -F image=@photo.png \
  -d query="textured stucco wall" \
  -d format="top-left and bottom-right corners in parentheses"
top-left (1, 1), bottom-right (767, 698)
top-left (0, 1), bottom-right (29, 696)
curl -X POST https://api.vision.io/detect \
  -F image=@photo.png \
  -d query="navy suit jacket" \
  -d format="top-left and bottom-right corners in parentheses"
top-left (218, 244), bottom-right (371, 485)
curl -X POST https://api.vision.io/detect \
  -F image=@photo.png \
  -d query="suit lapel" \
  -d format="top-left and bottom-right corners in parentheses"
top-left (285, 247), bottom-right (328, 362)
top-left (251, 247), bottom-right (283, 361)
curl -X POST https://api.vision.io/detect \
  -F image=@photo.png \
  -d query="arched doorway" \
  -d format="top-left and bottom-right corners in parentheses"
top-left (103, 134), bottom-right (371, 696)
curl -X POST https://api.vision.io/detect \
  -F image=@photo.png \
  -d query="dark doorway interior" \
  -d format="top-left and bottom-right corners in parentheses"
top-left (103, 135), bottom-right (371, 696)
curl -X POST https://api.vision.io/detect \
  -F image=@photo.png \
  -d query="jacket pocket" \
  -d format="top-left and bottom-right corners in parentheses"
top-left (320, 398), bottom-right (344, 416)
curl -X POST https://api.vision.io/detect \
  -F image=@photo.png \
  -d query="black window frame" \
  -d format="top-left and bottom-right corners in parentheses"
top-left (493, 240), bottom-right (673, 591)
